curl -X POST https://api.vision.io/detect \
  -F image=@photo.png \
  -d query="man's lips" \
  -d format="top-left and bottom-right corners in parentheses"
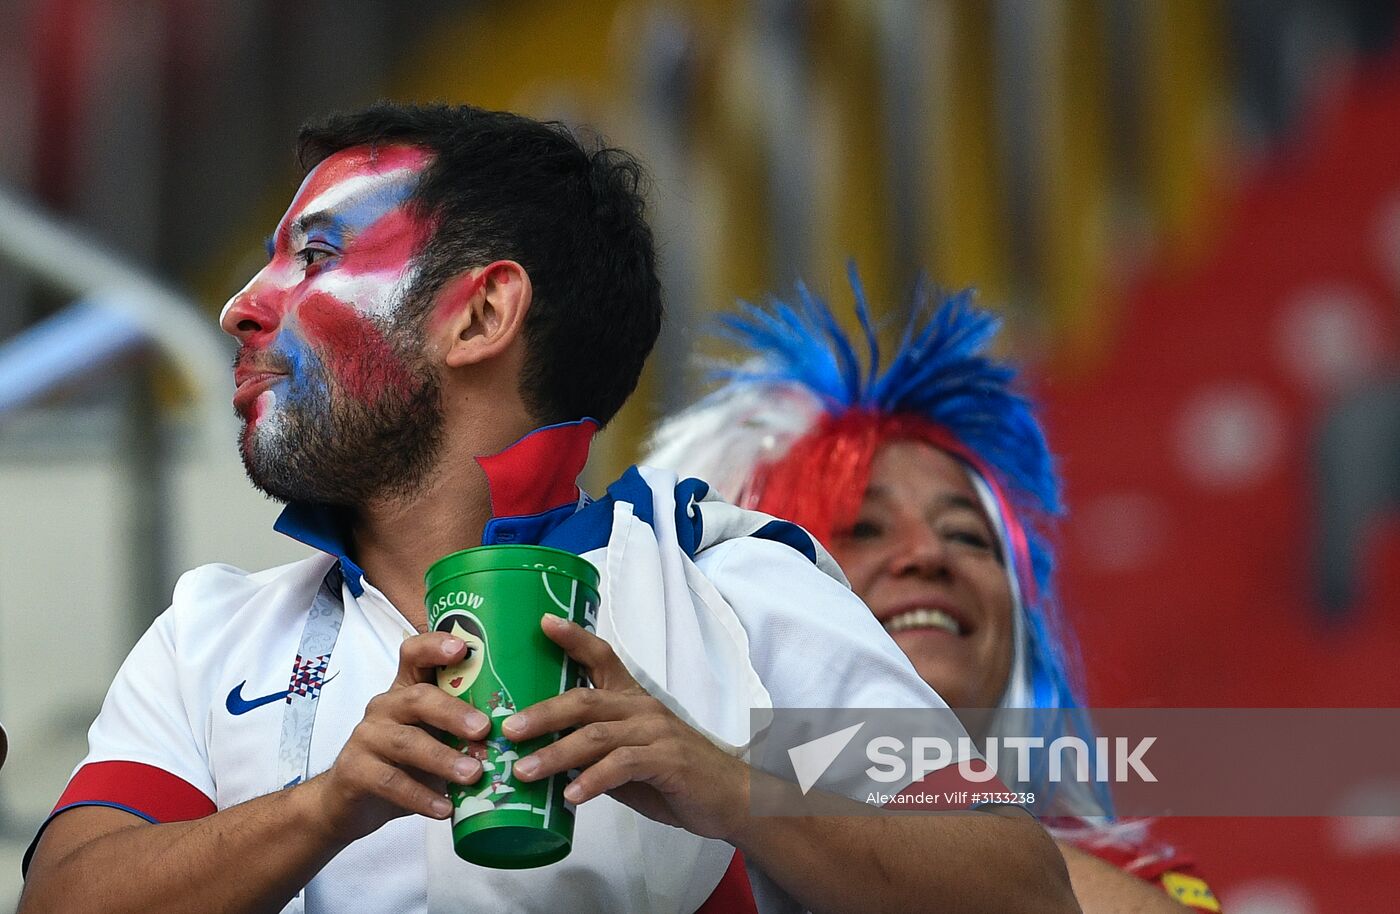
top-left (232, 370), bottom-right (287, 412)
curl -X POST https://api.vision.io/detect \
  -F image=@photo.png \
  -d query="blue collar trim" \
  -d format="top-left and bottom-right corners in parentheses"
top-left (273, 504), bottom-right (368, 597)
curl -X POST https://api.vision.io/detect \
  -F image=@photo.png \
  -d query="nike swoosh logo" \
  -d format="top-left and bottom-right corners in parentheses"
top-left (225, 672), bottom-right (340, 716)
top-left (225, 681), bottom-right (290, 715)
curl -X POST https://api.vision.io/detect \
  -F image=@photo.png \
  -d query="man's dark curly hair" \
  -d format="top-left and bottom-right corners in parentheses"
top-left (297, 102), bottom-right (662, 427)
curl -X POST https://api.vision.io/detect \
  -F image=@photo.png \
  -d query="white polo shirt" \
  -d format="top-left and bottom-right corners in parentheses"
top-left (28, 420), bottom-right (960, 913)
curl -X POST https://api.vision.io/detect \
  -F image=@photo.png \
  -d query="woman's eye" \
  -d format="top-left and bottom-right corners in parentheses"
top-left (849, 520), bottom-right (884, 540)
top-left (946, 529), bottom-right (992, 550)
top-left (462, 646), bottom-right (475, 660)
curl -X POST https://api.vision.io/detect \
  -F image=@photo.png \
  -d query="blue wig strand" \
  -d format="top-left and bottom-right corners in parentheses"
top-left (845, 262), bottom-right (883, 396)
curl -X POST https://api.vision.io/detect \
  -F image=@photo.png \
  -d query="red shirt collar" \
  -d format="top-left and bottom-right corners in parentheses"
top-left (474, 417), bottom-right (599, 518)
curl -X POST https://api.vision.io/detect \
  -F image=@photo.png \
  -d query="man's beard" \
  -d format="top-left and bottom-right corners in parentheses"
top-left (238, 331), bottom-right (445, 507)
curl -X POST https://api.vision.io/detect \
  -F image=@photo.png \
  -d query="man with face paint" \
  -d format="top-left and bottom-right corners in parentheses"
top-left (19, 104), bottom-right (1077, 914)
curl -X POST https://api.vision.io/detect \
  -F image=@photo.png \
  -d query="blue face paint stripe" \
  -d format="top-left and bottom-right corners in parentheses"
top-left (330, 179), bottom-right (418, 235)
top-left (310, 220), bottom-right (346, 251)
top-left (269, 329), bottom-right (328, 404)
top-left (294, 176), bottom-right (418, 253)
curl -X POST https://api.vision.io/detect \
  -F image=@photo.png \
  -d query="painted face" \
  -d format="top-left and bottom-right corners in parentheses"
top-left (828, 440), bottom-right (1015, 710)
top-left (437, 619), bottom-right (487, 698)
top-left (220, 144), bottom-right (445, 504)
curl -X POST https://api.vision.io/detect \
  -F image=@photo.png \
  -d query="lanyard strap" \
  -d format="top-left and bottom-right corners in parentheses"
top-left (278, 565), bottom-right (346, 789)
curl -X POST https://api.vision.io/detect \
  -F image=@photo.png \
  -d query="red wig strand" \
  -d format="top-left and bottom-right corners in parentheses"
top-left (749, 412), bottom-right (1039, 606)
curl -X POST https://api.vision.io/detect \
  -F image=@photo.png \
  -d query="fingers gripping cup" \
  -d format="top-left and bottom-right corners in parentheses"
top-left (425, 545), bottom-right (600, 869)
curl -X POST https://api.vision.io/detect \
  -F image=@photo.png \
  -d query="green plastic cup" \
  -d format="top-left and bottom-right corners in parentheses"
top-left (424, 544), bottom-right (600, 869)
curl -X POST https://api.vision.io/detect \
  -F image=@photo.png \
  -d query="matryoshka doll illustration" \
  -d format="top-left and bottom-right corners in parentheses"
top-left (434, 611), bottom-right (520, 817)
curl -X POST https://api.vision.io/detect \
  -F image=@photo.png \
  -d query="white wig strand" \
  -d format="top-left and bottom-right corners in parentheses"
top-left (644, 376), bottom-right (825, 506)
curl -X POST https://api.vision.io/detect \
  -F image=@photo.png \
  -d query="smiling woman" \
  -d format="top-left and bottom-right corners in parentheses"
top-left (832, 440), bottom-right (1015, 712)
top-left (644, 265), bottom-right (1219, 913)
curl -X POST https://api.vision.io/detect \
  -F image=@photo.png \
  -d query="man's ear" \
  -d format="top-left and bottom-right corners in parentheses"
top-left (440, 260), bottom-right (532, 369)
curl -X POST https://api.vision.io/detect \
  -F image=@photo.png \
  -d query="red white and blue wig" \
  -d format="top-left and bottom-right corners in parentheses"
top-left (646, 264), bottom-right (1113, 820)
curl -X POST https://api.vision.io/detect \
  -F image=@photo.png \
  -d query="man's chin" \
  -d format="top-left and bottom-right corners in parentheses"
top-left (239, 434), bottom-right (312, 504)
top-left (240, 459), bottom-right (298, 505)
top-left (238, 433), bottom-right (418, 507)
top-left (232, 376), bottom-right (445, 507)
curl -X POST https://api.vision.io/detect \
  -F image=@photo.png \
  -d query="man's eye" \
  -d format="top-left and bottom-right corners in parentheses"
top-left (297, 246), bottom-right (335, 268)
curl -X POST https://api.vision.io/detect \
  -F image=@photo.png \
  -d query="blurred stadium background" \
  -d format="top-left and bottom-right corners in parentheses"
top-left (1, 0), bottom-right (1398, 910)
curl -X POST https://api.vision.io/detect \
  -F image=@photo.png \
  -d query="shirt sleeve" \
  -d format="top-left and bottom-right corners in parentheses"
top-left (24, 602), bottom-right (216, 874)
top-left (695, 535), bottom-right (949, 712)
top-left (699, 536), bottom-right (1019, 914)
top-left (696, 536), bottom-right (1014, 809)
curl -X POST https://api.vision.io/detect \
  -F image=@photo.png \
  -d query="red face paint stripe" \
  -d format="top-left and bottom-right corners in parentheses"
top-left (344, 206), bottom-right (433, 277)
top-left (427, 271), bottom-right (488, 335)
top-left (297, 294), bottom-right (417, 403)
top-left (282, 144), bottom-right (433, 232)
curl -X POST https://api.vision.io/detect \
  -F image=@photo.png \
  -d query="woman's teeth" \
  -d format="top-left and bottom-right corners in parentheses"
top-left (883, 608), bottom-right (962, 636)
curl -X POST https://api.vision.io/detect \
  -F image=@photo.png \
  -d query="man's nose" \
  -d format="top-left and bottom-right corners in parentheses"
top-left (219, 278), bottom-right (283, 345)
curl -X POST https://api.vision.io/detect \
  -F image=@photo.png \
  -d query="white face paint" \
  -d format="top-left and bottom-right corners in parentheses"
top-left (219, 147), bottom-right (433, 336)
top-left (305, 261), bottom-right (423, 319)
top-left (293, 167), bottom-right (421, 228)
top-left (251, 388), bottom-right (285, 448)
